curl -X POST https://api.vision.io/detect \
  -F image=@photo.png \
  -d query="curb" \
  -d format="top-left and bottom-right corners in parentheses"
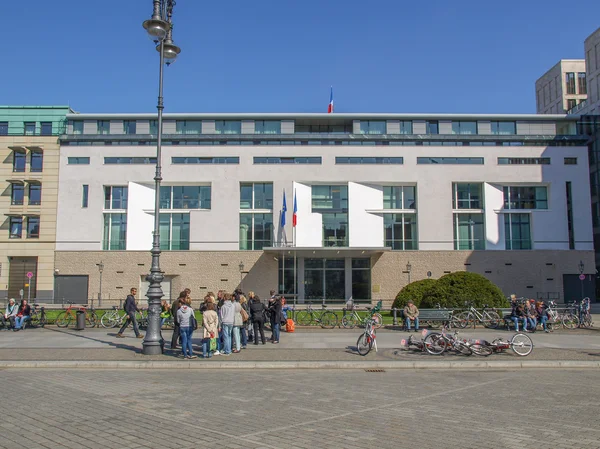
top-left (1, 360), bottom-right (599, 370)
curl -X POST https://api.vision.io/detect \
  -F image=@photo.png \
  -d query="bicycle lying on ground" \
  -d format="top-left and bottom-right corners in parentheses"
top-left (422, 326), bottom-right (491, 356)
top-left (356, 317), bottom-right (378, 356)
top-left (295, 304), bottom-right (338, 329)
top-left (56, 302), bottom-right (98, 328)
top-left (474, 333), bottom-right (534, 357)
top-left (342, 301), bottom-right (383, 329)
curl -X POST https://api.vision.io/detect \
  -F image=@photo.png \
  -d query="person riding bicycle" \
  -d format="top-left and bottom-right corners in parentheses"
top-left (404, 300), bottom-right (419, 332)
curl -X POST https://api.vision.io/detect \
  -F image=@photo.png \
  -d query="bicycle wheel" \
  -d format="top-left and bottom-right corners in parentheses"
top-left (470, 343), bottom-right (493, 357)
top-left (30, 313), bottom-right (40, 328)
top-left (423, 333), bottom-right (446, 355)
top-left (39, 313), bottom-right (47, 328)
top-left (295, 311), bottom-right (313, 326)
top-left (510, 333), bottom-right (533, 356)
top-left (319, 311), bottom-right (337, 329)
top-left (454, 311), bottom-right (469, 329)
top-left (341, 314), bottom-right (357, 329)
top-left (582, 314), bottom-right (593, 328)
top-left (482, 311), bottom-right (501, 329)
top-left (356, 333), bottom-right (373, 356)
top-left (101, 312), bottom-right (119, 328)
top-left (562, 314), bottom-right (579, 329)
top-left (55, 311), bottom-right (71, 328)
top-left (371, 313), bottom-right (384, 329)
top-left (86, 311), bottom-right (98, 328)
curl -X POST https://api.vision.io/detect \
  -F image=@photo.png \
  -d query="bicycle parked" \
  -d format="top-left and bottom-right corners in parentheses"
top-left (56, 302), bottom-right (98, 328)
top-left (342, 300), bottom-right (383, 329)
top-left (29, 303), bottom-right (48, 328)
top-left (578, 298), bottom-right (593, 328)
top-left (100, 306), bottom-right (145, 329)
top-left (356, 317), bottom-right (378, 356)
top-left (547, 300), bottom-right (580, 329)
top-left (454, 303), bottom-right (501, 329)
top-left (295, 304), bottom-right (338, 329)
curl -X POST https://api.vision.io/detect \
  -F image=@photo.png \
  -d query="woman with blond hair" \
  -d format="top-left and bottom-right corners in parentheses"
top-left (239, 295), bottom-right (250, 349)
top-left (201, 302), bottom-right (219, 358)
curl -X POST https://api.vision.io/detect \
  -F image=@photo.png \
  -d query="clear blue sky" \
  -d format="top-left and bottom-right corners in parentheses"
top-left (2, 0), bottom-right (599, 114)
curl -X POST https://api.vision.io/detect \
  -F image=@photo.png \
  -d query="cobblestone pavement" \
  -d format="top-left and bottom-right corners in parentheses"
top-left (0, 368), bottom-right (598, 449)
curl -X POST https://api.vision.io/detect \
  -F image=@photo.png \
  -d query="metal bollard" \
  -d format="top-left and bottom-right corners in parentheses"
top-left (392, 308), bottom-right (398, 326)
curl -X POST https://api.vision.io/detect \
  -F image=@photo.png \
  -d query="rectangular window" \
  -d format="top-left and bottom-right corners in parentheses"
top-left (295, 124), bottom-right (352, 133)
top-left (104, 186), bottom-right (128, 210)
top-left (215, 120), bottom-right (241, 134)
top-left (9, 217), bottom-right (23, 239)
top-left (452, 183), bottom-right (483, 209)
top-left (359, 121), bottom-right (386, 135)
top-left (351, 258), bottom-right (371, 301)
top-left (240, 183), bottom-right (273, 209)
top-left (123, 120), bottom-right (136, 134)
top-left (254, 121), bottom-right (281, 134)
top-left (28, 184), bottom-right (41, 205)
top-left (24, 122), bottom-right (36, 135)
top-left (30, 151), bottom-right (43, 172)
top-left (40, 122), bottom-right (52, 136)
top-left (175, 120), bottom-right (201, 134)
top-left (0, 122), bottom-right (8, 135)
top-left (564, 157), bottom-right (578, 165)
top-left (72, 121), bottom-right (84, 135)
top-left (490, 121), bottom-right (516, 135)
top-left (451, 121), bottom-right (478, 135)
top-left (103, 213), bottom-right (127, 250)
top-left (578, 72), bottom-right (587, 95)
top-left (104, 157), bottom-right (157, 164)
top-left (149, 120), bottom-right (158, 135)
top-left (453, 213), bottom-right (485, 250)
top-left (97, 120), bottom-right (109, 134)
top-left (13, 151), bottom-right (26, 172)
top-left (567, 99), bottom-right (577, 111)
top-left (399, 121), bottom-right (412, 134)
top-left (565, 72), bottom-right (576, 94)
top-left (27, 216), bottom-right (40, 239)
top-left (426, 120), bottom-right (439, 135)
top-left (159, 213), bottom-right (190, 250)
top-left (566, 181), bottom-right (574, 250)
top-left (322, 213), bottom-right (349, 247)
top-left (68, 157), bottom-right (90, 165)
top-left (278, 257), bottom-right (297, 296)
top-left (254, 157), bottom-right (321, 164)
top-left (312, 185), bottom-right (348, 212)
top-left (11, 184), bottom-right (24, 205)
top-left (503, 186), bottom-right (548, 210)
top-left (504, 213), bottom-right (531, 250)
top-left (304, 258), bottom-right (346, 301)
top-left (383, 186), bottom-right (416, 209)
top-left (336, 157), bottom-right (403, 164)
top-left (417, 157), bottom-right (484, 165)
top-left (384, 213), bottom-right (418, 250)
top-left (82, 185), bottom-right (89, 208)
top-left (159, 186), bottom-right (211, 209)
top-left (171, 157), bottom-right (239, 164)
top-left (239, 213), bottom-right (273, 250)
top-left (498, 157), bottom-right (550, 165)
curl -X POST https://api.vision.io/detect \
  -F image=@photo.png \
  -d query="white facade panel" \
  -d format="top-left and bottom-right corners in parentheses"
top-left (348, 182), bottom-right (383, 247)
top-left (126, 182), bottom-right (154, 250)
top-left (484, 183), bottom-right (504, 250)
top-left (293, 182), bottom-right (322, 247)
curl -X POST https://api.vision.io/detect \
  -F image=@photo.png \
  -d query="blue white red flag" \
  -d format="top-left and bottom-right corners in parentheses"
top-left (293, 191), bottom-right (298, 227)
top-left (327, 87), bottom-right (334, 113)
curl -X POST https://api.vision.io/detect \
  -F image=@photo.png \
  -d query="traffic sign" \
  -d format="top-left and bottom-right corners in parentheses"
top-left (24, 283), bottom-right (29, 287)
top-left (26, 271), bottom-right (33, 279)
top-left (579, 274), bottom-right (586, 281)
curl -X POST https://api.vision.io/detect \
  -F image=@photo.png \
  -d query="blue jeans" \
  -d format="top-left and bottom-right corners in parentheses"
top-left (233, 326), bottom-right (241, 351)
top-left (528, 317), bottom-right (537, 330)
top-left (272, 323), bottom-right (280, 342)
top-left (240, 326), bottom-right (248, 347)
top-left (201, 337), bottom-right (211, 358)
top-left (511, 317), bottom-right (527, 331)
top-left (15, 315), bottom-right (30, 329)
top-left (179, 326), bottom-right (194, 357)
top-left (222, 324), bottom-right (233, 354)
top-left (538, 316), bottom-right (548, 330)
top-left (406, 317), bottom-right (419, 330)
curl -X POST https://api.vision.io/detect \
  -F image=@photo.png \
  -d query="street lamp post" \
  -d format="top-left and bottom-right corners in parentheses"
top-left (578, 260), bottom-right (585, 300)
top-left (142, 0), bottom-right (181, 355)
top-left (239, 261), bottom-right (245, 292)
top-left (406, 261), bottom-right (412, 284)
top-left (97, 261), bottom-right (104, 307)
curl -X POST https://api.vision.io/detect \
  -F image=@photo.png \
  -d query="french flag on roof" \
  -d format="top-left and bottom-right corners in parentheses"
top-left (327, 86), bottom-right (334, 113)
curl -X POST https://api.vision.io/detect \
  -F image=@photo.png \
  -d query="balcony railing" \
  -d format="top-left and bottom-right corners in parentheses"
top-left (567, 99), bottom-right (587, 115)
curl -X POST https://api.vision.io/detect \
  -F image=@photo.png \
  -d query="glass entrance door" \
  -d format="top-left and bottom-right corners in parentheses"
top-left (304, 258), bottom-right (345, 302)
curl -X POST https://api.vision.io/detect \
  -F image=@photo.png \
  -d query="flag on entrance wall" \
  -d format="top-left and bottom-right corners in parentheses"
top-left (281, 190), bottom-right (287, 227)
top-left (293, 191), bottom-right (298, 227)
top-left (327, 86), bottom-right (334, 113)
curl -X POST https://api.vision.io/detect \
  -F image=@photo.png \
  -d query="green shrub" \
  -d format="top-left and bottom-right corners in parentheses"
top-left (392, 279), bottom-right (437, 309)
top-left (425, 272), bottom-right (508, 309)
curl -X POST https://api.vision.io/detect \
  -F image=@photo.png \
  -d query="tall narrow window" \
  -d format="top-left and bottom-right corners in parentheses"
top-left (12, 151), bottom-right (25, 172)
top-left (28, 184), bottom-right (42, 205)
top-left (149, 120), bottom-right (158, 135)
top-left (24, 122), bottom-right (36, 135)
top-left (72, 121), bottom-right (84, 135)
top-left (565, 72), bottom-right (576, 94)
top-left (504, 214), bottom-right (531, 250)
top-left (578, 73), bottom-right (587, 95)
top-left (123, 120), bottom-right (136, 134)
top-left (103, 213), bottom-right (127, 250)
top-left (97, 120), bottom-right (109, 135)
top-left (567, 99), bottom-right (577, 111)
top-left (11, 184), bottom-right (24, 205)
top-left (239, 183), bottom-right (273, 250)
top-left (452, 183), bottom-right (483, 209)
top-left (426, 121), bottom-right (439, 135)
top-left (566, 182), bottom-right (574, 250)
top-left (30, 151), bottom-right (43, 172)
top-left (9, 217), bottom-right (23, 239)
top-left (453, 214), bottom-right (485, 250)
top-left (27, 216), bottom-right (40, 238)
top-left (82, 185), bottom-right (89, 208)
top-left (40, 122), bottom-right (52, 136)
top-left (0, 121), bottom-right (8, 135)
top-left (159, 213), bottom-right (190, 250)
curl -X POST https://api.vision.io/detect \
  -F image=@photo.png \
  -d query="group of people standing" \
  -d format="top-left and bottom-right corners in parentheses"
top-left (1, 298), bottom-right (31, 331)
top-left (163, 289), bottom-right (284, 359)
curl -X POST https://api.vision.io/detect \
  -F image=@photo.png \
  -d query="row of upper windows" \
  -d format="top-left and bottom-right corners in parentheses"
top-left (66, 156), bottom-right (579, 166)
top-left (100, 183), bottom-right (548, 212)
top-left (68, 119), bottom-right (572, 136)
top-left (0, 121), bottom-right (56, 136)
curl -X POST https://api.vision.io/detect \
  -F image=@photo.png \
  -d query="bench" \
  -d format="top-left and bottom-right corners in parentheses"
top-left (400, 309), bottom-right (452, 330)
top-left (502, 313), bottom-right (557, 331)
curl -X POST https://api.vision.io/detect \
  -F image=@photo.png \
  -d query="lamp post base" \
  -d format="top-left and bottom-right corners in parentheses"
top-left (142, 340), bottom-right (164, 355)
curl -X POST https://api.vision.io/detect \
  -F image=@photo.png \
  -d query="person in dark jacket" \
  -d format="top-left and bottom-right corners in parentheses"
top-left (14, 299), bottom-right (31, 331)
top-left (249, 295), bottom-right (266, 345)
top-left (269, 295), bottom-right (282, 344)
top-left (116, 288), bottom-right (143, 338)
top-left (170, 291), bottom-right (186, 349)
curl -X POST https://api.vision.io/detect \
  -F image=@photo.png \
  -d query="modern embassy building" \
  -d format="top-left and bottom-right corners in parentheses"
top-left (53, 112), bottom-right (595, 305)
top-left (0, 106), bottom-right (72, 300)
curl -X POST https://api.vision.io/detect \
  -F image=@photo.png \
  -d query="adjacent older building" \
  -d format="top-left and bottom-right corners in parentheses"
top-left (535, 60), bottom-right (587, 114)
top-left (0, 106), bottom-right (71, 300)
top-left (53, 112), bottom-right (595, 305)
